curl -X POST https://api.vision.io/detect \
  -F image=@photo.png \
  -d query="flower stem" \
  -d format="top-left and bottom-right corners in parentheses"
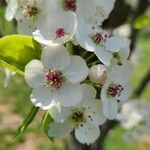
top-left (14, 105), bottom-right (39, 138)
top-left (66, 41), bottom-right (74, 55)
top-left (85, 53), bottom-right (95, 62)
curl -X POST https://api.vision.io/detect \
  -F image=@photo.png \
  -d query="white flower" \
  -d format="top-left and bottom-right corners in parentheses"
top-left (75, 21), bottom-right (129, 66)
top-left (32, 0), bottom-right (77, 46)
top-left (3, 68), bottom-right (16, 88)
top-left (60, 0), bottom-right (115, 25)
top-left (24, 45), bottom-right (89, 110)
top-left (89, 64), bottom-right (107, 84)
top-left (101, 61), bottom-right (133, 120)
top-left (33, 12), bottom-right (77, 46)
top-left (6, 0), bottom-right (51, 35)
top-left (48, 84), bottom-right (106, 145)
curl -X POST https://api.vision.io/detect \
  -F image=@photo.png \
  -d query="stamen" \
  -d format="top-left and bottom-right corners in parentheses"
top-left (107, 84), bottom-right (124, 98)
top-left (62, 0), bottom-right (76, 12)
top-left (45, 69), bottom-right (65, 91)
top-left (26, 5), bottom-right (39, 17)
top-left (69, 108), bottom-right (86, 125)
top-left (91, 33), bottom-right (107, 45)
top-left (55, 28), bottom-right (65, 39)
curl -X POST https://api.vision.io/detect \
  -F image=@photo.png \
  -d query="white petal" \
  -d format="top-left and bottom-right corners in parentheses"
top-left (86, 99), bottom-right (106, 126)
top-left (94, 0), bottom-right (115, 15)
top-left (49, 106), bottom-right (71, 122)
top-left (31, 86), bottom-right (56, 110)
top-left (41, 45), bottom-right (70, 70)
top-left (105, 36), bottom-right (128, 52)
top-left (119, 47), bottom-right (130, 62)
top-left (109, 61), bottom-right (133, 84)
top-left (25, 60), bottom-right (44, 88)
top-left (102, 99), bottom-right (118, 120)
top-left (5, 0), bottom-right (18, 21)
top-left (63, 56), bottom-right (89, 84)
top-left (4, 68), bottom-right (16, 87)
top-left (75, 20), bottom-right (96, 52)
top-left (77, 0), bottom-right (107, 25)
top-left (48, 121), bottom-right (73, 139)
top-left (94, 47), bottom-right (113, 66)
top-left (79, 84), bottom-right (97, 107)
top-left (17, 19), bottom-right (37, 35)
top-left (58, 83), bottom-right (83, 107)
top-left (118, 84), bottom-right (131, 102)
top-left (75, 123), bottom-right (100, 145)
top-left (33, 12), bottom-right (77, 46)
top-left (101, 82), bottom-right (118, 120)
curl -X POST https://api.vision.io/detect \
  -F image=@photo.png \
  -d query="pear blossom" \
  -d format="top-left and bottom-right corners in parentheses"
top-left (58, 0), bottom-right (115, 25)
top-left (3, 68), bottom-right (16, 87)
top-left (89, 64), bottom-right (107, 84)
top-left (75, 21), bottom-right (129, 66)
top-left (48, 84), bottom-right (106, 145)
top-left (24, 45), bottom-right (89, 110)
top-left (5, 0), bottom-right (48, 35)
top-left (33, 12), bottom-right (77, 46)
top-left (101, 61), bottom-right (133, 120)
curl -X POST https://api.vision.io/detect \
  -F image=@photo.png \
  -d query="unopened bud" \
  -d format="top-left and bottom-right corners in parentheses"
top-left (89, 64), bottom-right (107, 84)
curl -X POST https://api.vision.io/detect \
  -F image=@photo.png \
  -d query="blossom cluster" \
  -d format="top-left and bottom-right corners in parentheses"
top-left (5, 0), bottom-right (133, 144)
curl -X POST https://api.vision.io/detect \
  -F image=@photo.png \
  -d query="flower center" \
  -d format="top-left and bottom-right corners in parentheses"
top-left (91, 33), bottom-right (104, 44)
top-left (62, 0), bottom-right (76, 12)
top-left (107, 84), bottom-right (124, 98)
top-left (55, 28), bottom-right (66, 39)
top-left (45, 69), bottom-right (65, 91)
top-left (91, 32), bottom-right (111, 45)
top-left (69, 108), bottom-right (86, 125)
top-left (26, 5), bottom-right (39, 17)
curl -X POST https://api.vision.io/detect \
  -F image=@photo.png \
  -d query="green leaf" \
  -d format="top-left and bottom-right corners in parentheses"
top-left (42, 112), bottom-right (54, 141)
top-left (134, 15), bottom-right (150, 29)
top-left (0, 35), bottom-right (42, 75)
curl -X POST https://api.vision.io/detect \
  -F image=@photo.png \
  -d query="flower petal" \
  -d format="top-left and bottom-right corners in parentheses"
top-left (86, 99), bottom-right (106, 126)
top-left (75, 123), bottom-right (100, 145)
top-left (105, 36), bottom-right (128, 52)
top-left (5, 0), bottom-right (18, 21)
top-left (101, 82), bottom-right (118, 120)
top-left (109, 61), bottom-right (133, 84)
top-left (17, 19), bottom-right (37, 35)
top-left (41, 45), bottom-right (70, 71)
top-left (25, 60), bottom-right (44, 88)
top-left (63, 56), bottom-right (89, 84)
top-left (58, 83), bottom-right (83, 107)
top-left (49, 105), bottom-right (71, 122)
top-left (118, 84), bottom-right (131, 102)
top-left (79, 84), bottom-right (97, 107)
top-left (31, 86), bottom-right (56, 110)
top-left (94, 47), bottom-right (113, 66)
top-left (4, 68), bottom-right (16, 87)
top-left (48, 121), bottom-right (73, 139)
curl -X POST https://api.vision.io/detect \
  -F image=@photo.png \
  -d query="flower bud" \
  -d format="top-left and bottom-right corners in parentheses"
top-left (89, 64), bottom-right (107, 84)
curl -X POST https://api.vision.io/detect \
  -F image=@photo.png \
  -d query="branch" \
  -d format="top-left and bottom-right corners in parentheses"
top-left (130, 0), bottom-right (149, 53)
top-left (134, 68), bottom-right (150, 97)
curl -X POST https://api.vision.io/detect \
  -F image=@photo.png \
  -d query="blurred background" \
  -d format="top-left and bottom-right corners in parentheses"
top-left (0, 0), bottom-right (150, 149)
